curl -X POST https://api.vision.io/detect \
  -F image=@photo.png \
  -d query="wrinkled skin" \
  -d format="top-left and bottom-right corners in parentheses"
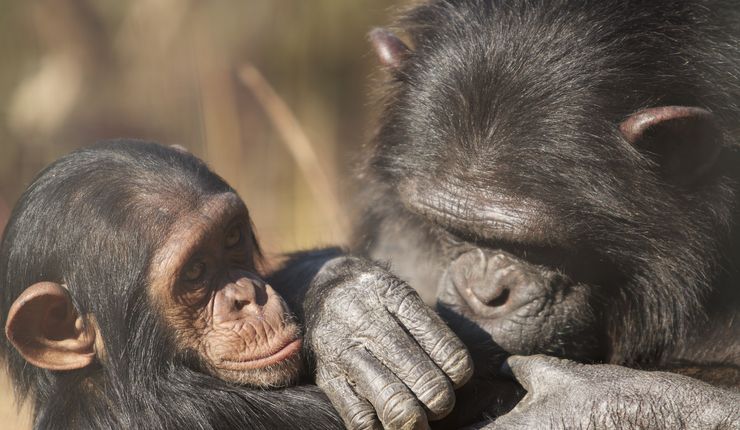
top-left (437, 248), bottom-right (602, 360)
top-left (302, 257), bottom-right (474, 430)
top-left (470, 355), bottom-right (740, 430)
top-left (148, 192), bottom-right (303, 388)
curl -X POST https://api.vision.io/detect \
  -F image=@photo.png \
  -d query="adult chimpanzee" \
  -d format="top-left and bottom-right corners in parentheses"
top-left (0, 140), bottom-right (473, 429)
top-left (307, 0), bottom-right (740, 428)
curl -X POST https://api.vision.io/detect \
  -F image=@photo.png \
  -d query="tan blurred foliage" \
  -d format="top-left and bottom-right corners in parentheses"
top-left (0, 0), bottom-right (402, 427)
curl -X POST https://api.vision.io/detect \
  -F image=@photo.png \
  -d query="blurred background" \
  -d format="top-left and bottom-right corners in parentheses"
top-left (0, 0), bottom-right (403, 426)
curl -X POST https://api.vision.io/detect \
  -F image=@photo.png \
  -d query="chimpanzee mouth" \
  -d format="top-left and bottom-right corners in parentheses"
top-left (220, 338), bottom-right (303, 370)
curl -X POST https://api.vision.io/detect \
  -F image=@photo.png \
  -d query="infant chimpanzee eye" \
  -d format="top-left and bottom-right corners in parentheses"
top-left (225, 226), bottom-right (242, 248)
top-left (183, 261), bottom-right (206, 282)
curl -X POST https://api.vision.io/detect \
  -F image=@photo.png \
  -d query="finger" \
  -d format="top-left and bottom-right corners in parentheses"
top-left (381, 283), bottom-right (474, 388)
top-left (504, 354), bottom-right (573, 392)
top-left (316, 362), bottom-right (382, 430)
top-left (364, 316), bottom-right (456, 420)
top-left (341, 348), bottom-right (430, 430)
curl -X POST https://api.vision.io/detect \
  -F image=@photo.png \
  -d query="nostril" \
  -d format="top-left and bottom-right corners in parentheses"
top-left (485, 288), bottom-right (509, 307)
top-left (234, 299), bottom-right (250, 311)
top-left (470, 286), bottom-right (509, 308)
top-left (254, 284), bottom-right (268, 306)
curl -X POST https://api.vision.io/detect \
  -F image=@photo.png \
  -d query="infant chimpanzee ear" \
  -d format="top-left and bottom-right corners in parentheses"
top-left (169, 144), bottom-right (189, 153)
top-left (5, 282), bottom-right (97, 370)
top-left (620, 106), bottom-right (723, 185)
top-left (369, 28), bottom-right (411, 70)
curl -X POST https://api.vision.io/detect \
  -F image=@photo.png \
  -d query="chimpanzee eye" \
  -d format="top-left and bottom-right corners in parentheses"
top-left (183, 261), bottom-right (206, 282)
top-left (225, 226), bottom-right (242, 248)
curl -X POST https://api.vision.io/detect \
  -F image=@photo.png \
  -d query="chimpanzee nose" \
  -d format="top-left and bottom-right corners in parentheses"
top-left (446, 249), bottom-right (546, 318)
top-left (213, 274), bottom-right (268, 323)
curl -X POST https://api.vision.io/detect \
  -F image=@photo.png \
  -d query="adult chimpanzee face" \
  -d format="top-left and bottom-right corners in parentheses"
top-left (148, 192), bottom-right (302, 387)
top-left (368, 14), bottom-right (728, 367)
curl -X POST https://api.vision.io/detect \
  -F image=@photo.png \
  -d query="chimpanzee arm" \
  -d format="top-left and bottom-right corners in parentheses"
top-left (269, 251), bottom-right (474, 430)
top-left (470, 355), bottom-right (740, 430)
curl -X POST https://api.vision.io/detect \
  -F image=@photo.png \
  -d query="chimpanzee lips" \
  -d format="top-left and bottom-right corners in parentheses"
top-left (219, 337), bottom-right (302, 370)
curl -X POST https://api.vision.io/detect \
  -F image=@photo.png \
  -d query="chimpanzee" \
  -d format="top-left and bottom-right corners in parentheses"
top-left (305, 0), bottom-right (740, 428)
top-left (0, 140), bottom-right (473, 429)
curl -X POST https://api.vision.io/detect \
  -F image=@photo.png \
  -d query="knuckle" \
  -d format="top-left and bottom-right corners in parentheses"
top-left (411, 367), bottom-right (451, 394)
top-left (443, 347), bottom-right (474, 387)
top-left (395, 289), bottom-right (419, 315)
top-left (419, 386), bottom-right (455, 420)
top-left (386, 280), bottom-right (417, 304)
top-left (407, 368), bottom-right (454, 418)
top-left (383, 400), bottom-right (426, 430)
top-left (345, 408), bottom-right (382, 430)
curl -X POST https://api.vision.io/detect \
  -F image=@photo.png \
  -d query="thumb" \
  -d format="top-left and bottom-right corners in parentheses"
top-left (502, 354), bottom-right (575, 392)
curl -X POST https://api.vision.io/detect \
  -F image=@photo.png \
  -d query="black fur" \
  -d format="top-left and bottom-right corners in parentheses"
top-left (0, 140), bottom-right (343, 429)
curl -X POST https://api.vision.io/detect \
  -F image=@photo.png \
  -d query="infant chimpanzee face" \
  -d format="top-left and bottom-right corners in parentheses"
top-left (5, 143), bottom-right (304, 388)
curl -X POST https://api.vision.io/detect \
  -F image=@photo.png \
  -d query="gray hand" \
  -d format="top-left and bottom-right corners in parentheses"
top-left (473, 355), bottom-right (740, 430)
top-left (304, 257), bottom-right (474, 430)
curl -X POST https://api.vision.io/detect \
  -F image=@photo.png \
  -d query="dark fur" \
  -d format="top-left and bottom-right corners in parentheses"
top-left (0, 140), bottom-right (343, 429)
top-left (355, 0), bottom-right (740, 422)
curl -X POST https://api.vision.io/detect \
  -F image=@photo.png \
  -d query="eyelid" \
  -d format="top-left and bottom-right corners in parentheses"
top-left (225, 225), bottom-right (243, 248)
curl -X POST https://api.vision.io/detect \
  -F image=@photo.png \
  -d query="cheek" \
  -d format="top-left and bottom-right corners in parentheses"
top-left (163, 300), bottom-right (213, 350)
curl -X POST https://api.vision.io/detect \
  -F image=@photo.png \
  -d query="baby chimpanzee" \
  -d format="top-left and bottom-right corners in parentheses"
top-left (5, 141), bottom-right (303, 389)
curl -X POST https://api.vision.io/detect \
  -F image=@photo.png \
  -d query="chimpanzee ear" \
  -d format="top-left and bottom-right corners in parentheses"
top-left (619, 106), bottom-right (723, 184)
top-left (5, 282), bottom-right (97, 370)
top-left (170, 144), bottom-right (189, 153)
top-left (369, 28), bottom-right (411, 70)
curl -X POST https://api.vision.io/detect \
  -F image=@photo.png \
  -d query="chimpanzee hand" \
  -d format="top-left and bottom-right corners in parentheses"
top-left (303, 256), bottom-right (474, 430)
top-left (470, 355), bottom-right (740, 430)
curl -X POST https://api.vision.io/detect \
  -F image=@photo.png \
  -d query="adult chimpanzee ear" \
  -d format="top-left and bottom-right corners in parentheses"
top-left (369, 28), bottom-right (410, 70)
top-left (5, 282), bottom-right (97, 370)
top-left (619, 106), bottom-right (723, 185)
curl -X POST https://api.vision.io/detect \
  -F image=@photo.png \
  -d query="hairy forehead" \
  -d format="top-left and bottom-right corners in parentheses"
top-left (147, 192), bottom-right (247, 297)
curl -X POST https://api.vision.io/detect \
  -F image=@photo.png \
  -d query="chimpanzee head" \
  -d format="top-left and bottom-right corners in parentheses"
top-left (365, 0), bottom-right (740, 367)
top-left (0, 140), bottom-right (303, 407)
